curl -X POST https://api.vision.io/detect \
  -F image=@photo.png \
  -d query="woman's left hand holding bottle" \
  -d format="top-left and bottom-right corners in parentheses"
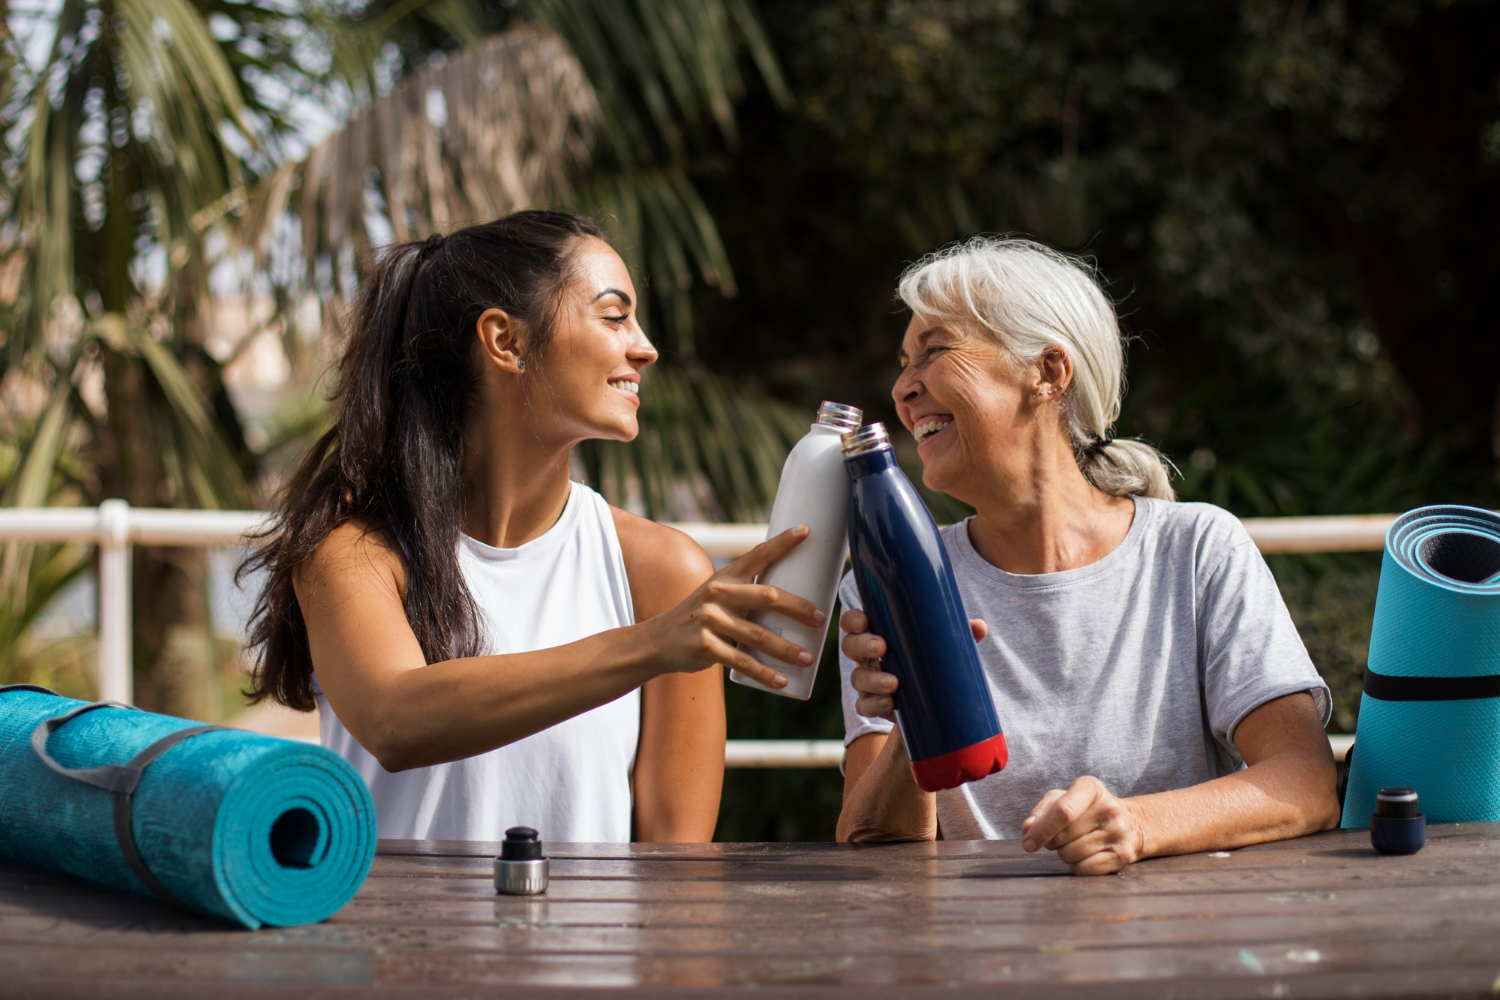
top-left (841, 608), bottom-right (989, 720)
top-left (636, 526), bottom-right (824, 689)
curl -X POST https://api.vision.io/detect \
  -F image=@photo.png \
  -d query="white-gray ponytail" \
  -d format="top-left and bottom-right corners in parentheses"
top-left (897, 237), bottom-right (1175, 501)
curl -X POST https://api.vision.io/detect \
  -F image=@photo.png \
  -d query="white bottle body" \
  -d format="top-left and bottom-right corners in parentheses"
top-left (730, 422), bottom-right (852, 700)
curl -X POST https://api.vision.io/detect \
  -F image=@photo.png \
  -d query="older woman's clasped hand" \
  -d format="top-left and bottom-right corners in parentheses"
top-left (1020, 778), bottom-right (1148, 875)
top-left (841, 606), bottom-right (1146, 875)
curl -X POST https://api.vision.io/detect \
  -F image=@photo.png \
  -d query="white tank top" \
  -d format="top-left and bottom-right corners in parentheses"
top-left (316, 481), bottom-right (641, 842)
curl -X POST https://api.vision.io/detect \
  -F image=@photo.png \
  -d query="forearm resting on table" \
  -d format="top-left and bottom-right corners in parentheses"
top-left (318, 627), bottom-right (654, 772)
top-left (1129, 746), bottom-right (1341, 859)
top-left (837, 730), bottom-right (936, 843)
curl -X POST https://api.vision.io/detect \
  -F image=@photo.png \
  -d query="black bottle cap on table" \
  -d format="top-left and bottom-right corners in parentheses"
top-left (502, 826), bottom-right (543, 860)
top-left (495, 827), bottom-right (549, 895)
top-left (1375, 787), bottom-right (1421, 820)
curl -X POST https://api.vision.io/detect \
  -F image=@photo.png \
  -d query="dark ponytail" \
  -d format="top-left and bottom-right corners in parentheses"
top-left (242, 210), bottom-right (608, 710)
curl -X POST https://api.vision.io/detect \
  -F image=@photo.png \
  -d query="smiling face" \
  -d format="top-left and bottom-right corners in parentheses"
top-left (525, 237), bottom-right (657, 445)
top-left (892, 312), bottom-right (1054, 501)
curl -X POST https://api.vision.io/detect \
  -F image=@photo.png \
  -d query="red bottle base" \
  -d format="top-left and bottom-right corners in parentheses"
top-left (909, 733), bottom-right (1008, 792)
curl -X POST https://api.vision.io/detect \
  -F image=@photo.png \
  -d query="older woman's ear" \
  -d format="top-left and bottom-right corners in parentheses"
top-left (1029, 346), bottom-right (1074, 401)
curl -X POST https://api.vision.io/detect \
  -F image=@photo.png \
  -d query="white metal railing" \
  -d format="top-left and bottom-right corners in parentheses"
top-left (1, 503), bottom-right (1402, 764)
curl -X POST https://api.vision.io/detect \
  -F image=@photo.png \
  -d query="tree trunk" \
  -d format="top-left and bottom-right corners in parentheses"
top-left (98, 348), bottom-right (218, 718)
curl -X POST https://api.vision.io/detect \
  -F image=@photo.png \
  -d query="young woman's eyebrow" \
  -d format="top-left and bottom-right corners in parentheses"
top-left (593, 288), bottom-right (632, 308)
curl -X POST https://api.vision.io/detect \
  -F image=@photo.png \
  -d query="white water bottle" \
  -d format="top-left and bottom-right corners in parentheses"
top-left (730, 401), bottom-right (863, 700)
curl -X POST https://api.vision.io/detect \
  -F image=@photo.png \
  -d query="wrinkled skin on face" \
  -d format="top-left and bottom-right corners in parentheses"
top-left (891, 312), bottom-right (1052, 507)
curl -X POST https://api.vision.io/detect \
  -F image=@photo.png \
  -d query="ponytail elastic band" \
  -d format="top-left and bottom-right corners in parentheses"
top-left (1085, 427), bottom-right (1116, 455)
top-left (419, 232), bottom-right (447, 261)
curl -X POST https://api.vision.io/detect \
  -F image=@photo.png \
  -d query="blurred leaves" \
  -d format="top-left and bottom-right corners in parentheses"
top-left (576, 164), bottom-right (737, 346)
top-left (522, 0), bottom-right (790, 155)
top-left (0, 537), bottom-right (92, 687)
top-left (0, 372), bottom-right (92, 681)
top-left (1268, 554), bottom-right (1381, 735)
top-left (520, 0), bottom-right (790, 353)
top-left (2, 365), bottom-right (76, 510)
top-left (269, 27), bottom-right (599, 281)
top-left (321, 0), bottom-right (789, 353)
top-left (0, 0), bottom-right (281, 691)
top-left (4, 0), bottom-right (259, 362)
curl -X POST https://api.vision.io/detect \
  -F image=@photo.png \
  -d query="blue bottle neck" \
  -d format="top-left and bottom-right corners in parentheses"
top-left (846, 446), bottom-right (899, 480)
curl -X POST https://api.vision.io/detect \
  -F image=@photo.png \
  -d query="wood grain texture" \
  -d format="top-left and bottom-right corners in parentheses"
top-left (1, 824), bottom-right (1497, 998)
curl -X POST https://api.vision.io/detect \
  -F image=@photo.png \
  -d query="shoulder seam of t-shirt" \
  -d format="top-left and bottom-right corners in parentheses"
top-left (1195, 519), bottom-right (1264, 603)
top-left (1133, 500), bottom-right (1258, 600)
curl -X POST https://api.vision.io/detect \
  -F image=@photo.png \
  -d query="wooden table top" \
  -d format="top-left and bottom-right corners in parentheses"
top-left (1, 824), bottom-right (1498, 998)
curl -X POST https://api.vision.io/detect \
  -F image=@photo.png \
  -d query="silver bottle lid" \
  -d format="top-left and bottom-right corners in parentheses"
top-left (494, 857), bottom-right (548, 895)
top-left (494, 826), bottom-right (549, 895)
top-left (842, 421), bottom-right (891, 457)
top-left (815, 401), bottom-right (863, 433)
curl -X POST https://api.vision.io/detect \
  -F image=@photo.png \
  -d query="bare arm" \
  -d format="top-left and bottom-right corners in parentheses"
top-left (837, 730), bottom-right (935, 842)
top-left (615, 511), bottom-right (725, 843)
top-left (835, 608), bottom-right (985, 842)
top-left (297, 522), bottom-right (821, 772)
top-left (1022, 691), bottom-right (1340, 874)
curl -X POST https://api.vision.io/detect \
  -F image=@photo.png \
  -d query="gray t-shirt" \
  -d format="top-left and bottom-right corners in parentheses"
top-left (837, 496), bottom-right (1330, 840)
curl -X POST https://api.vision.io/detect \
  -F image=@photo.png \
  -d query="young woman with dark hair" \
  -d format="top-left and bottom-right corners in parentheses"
top-left (242, 211), bottom-right (819, 843)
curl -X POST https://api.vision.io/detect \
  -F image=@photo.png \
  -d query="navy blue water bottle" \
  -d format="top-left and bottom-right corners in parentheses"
top-left (843, 422), bottom-right (1008, 792)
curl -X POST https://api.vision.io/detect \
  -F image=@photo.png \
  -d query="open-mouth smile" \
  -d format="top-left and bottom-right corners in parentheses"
top-left (913, 416), bottom-right (952, 445)
top-left (609, 378), bottom-right (640, 405)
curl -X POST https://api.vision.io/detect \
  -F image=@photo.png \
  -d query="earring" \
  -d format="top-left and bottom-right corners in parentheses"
top-left (1032, 386), bottom-right (1059, 398)
top-left (517, 359), bottom-right (526, 372)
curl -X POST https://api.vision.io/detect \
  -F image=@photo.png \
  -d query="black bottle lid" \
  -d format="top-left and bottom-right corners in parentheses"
top-left (501, 826), bottom-right (543, 860)
top-left (1375, 787), bottom-right (1421, 819)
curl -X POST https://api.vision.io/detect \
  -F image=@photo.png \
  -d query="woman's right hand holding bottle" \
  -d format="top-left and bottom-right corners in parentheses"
top-left (641, 526), bottom-right (826, 689)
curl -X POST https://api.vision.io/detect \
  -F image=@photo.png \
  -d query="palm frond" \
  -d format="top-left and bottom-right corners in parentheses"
top-left (523, 0), bottom-right (790, 158)
top-left (0, 367), bottom-right (91, 679)
top-left (4, 0), bottom-right (260, 358)
top-left (0, 539), bottom-right (91, 682)
top-left (578, 163), bottom-right (734, 350)
top-left (516, 0), bottom-right (786, 350)
top-left (122, 321), bottom-right (251, 509)
top-left (312, 0), bottom-right (788, 351)
top-left (1, 365), bottom-right (74, 508)
top-left (267, 26), bottom-right (598, 280)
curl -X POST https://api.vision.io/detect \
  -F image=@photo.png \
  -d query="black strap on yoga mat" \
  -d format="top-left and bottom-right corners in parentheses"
top-left (2, 684), bottom-right (224, 911)
top-left (1362, 668), bottom-right (1500, 702)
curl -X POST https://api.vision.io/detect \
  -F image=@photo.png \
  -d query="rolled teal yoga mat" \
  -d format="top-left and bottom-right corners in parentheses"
top-left (0, 686), bottom-right (376, 927)
top-left (1342, 505), bottom-right (1500, 827)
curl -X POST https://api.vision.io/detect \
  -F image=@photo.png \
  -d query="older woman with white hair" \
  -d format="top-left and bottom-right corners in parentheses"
top-left (836, 238), bottom-right (1340, 873)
